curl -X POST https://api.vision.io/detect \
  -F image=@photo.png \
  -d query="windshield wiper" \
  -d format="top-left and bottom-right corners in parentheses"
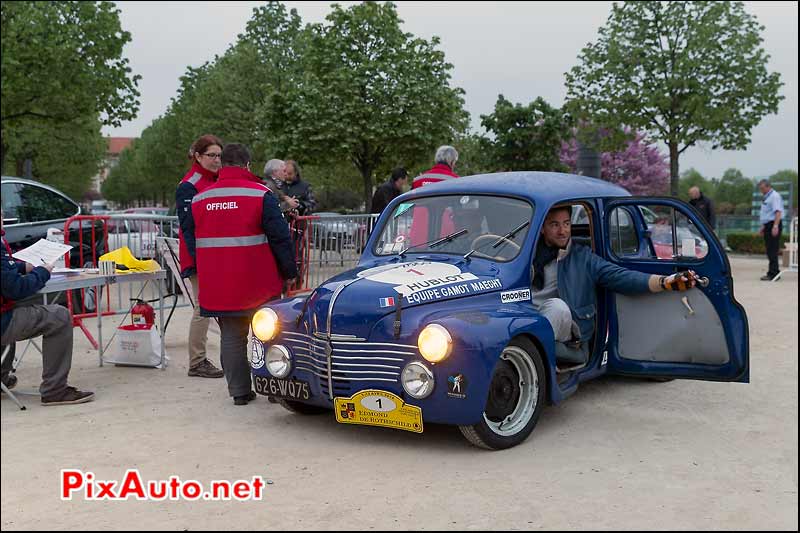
top-left (462, 220), bottom-right (530, 261)
top-left (398, 228), bottom-right (468, 257)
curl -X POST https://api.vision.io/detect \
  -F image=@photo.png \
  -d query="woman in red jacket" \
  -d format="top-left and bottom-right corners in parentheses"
top-left (175, 134), bottom-right (225, 379)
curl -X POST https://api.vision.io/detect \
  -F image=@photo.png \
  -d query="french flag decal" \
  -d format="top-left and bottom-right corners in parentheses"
top-left (379, 296), bottom-right (396, 308)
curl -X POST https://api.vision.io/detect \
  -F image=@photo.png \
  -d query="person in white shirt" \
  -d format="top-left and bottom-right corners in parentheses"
top-left (757, 179), bottom-right (784, 281)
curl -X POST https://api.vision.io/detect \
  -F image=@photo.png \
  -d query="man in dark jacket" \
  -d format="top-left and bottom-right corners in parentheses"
top-left (282, 160), bottom-right (317, 216)
top-left (688, 187), bottom-right (716, 229)
top-left (1, 217), bottom-right (94, 405)
top-left (371, 167), bottom-right (408, 214)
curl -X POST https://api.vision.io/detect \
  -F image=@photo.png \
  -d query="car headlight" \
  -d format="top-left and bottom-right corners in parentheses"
top-left (266, 345), bottom-right (292, 378)
top-left (417, 324), bottom-right (452, 363)
top-left (401, 362), bottom-right (434, 399)
top-left (252, 308), bottom-right (279, 342)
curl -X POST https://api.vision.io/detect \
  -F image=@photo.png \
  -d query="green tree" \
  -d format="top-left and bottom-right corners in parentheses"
top-left (124, 1), bottom-right (305, 204)
top-left (1, 1), bottom-right (140, 172)
top-left (565, 1), bottom-right (784, 195)
top-left (453, 130), bottom-right (494, 177)
top-left (715, 168), bottom-right (754, 212)
top-left (2, 115), bottom-right (105, 199)
top-left (480, 95), bottom-right (570, 172)
top-left (262, 2), bottom-right (468, 210)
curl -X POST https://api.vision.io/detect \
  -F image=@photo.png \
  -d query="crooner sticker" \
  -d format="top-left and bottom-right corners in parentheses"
top-left (501, 288), bottom-right (531, 304)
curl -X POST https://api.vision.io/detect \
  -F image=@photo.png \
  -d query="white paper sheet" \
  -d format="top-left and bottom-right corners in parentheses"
top-left (11, 239), bottom-right (74, 266)
top-left (52, 267), bottom-right (85, 275)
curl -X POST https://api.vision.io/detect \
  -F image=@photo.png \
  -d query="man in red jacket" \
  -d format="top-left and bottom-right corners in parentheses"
top-left (412, 145), bottom-right (460, 189)
top-left (190, 144), bottom-right (298, 405)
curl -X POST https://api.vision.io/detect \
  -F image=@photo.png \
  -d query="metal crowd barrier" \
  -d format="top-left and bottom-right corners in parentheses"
top-left (59, 212), bottom-right (380, 323)
top-left (60, 214), bottom-right (187, 348)
top-left (287, 213), bottom-right (379, 295)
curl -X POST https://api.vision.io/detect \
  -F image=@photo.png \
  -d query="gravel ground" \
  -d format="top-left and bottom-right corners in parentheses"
top-left (1, 256), bottom-right (797, 530)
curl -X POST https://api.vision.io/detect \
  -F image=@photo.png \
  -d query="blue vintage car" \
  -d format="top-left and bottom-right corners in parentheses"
top-left (250, 172), bottom-right (749, 449)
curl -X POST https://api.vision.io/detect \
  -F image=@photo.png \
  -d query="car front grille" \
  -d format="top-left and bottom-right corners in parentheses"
top-left (281, 331), bottom-right (417, 398)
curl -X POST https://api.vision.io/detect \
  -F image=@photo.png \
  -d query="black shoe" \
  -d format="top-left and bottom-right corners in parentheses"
top-left (41, 386), bottom-right (95, 406)
top-left (188, 359), bottom-right (224, 378)
top-left (267, 396), bottom-right (278, 404)
top-left (760, 273), bottom-right (779, 281)
top-left (1, 372), bottom-right (17, 390)
top-left (234, 390), bottom-right (257, 405)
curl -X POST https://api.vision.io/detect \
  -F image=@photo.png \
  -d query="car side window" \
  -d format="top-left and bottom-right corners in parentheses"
top-left (1, 183), bottom-right (23, 221)
top-left (608, 207), bottom-right (639, 256)
top-left (626, 205), bottom-right (708, 261)
top-left (16, 184), bottom-right (79, 223)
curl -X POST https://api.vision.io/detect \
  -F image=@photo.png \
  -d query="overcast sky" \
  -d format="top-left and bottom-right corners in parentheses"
top-left (105, 0), bottom-right (798, 180)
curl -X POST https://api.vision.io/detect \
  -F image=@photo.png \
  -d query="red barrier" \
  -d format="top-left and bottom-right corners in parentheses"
top-left (62, 215), bottom-right (114, 348)
top-left (287, 215), bottom-right (314, 296)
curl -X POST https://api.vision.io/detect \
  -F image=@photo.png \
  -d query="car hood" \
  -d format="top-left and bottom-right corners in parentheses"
top-left (300, 257), bottom-right (505, 338)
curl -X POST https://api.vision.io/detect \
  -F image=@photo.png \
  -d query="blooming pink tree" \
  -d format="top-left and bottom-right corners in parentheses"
top-left (560, 130), bottom-right (669, 195)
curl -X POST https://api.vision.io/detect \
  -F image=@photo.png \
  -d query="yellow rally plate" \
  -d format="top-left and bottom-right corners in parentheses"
top-left (334, 389), bottom-right (423, 433)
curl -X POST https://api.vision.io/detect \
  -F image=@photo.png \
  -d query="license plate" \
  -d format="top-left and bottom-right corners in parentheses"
top-left (253, 376), bottom-right (311, 400)
top-left (334, 390), bottom-right (423, 433)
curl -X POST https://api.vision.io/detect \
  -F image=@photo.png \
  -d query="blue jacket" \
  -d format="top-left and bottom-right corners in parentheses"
top-left (556, 243), bottom-right (652, 342)
top-left (1, 241), bottom-right (51, 335)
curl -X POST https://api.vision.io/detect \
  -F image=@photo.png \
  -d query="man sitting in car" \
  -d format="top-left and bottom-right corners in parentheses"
top-left (533, 205), bottom-right (697, 364)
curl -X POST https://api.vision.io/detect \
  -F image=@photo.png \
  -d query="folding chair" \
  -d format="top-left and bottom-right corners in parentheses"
top-left (1, 344), bottom-right (26, 410)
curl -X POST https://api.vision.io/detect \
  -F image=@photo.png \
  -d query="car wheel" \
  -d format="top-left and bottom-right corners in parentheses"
top-left (278, 399), bottom-right (328, 415)
top-left (459, 338), bottom-right (546, 450)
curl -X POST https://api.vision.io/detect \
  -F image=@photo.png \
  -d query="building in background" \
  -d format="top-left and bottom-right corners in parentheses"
top-left (91, 137), bottom-right (135, 194)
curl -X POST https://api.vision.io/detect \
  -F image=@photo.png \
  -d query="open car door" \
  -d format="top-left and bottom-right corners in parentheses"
top-left (602, 198), bottom-right (749, 383)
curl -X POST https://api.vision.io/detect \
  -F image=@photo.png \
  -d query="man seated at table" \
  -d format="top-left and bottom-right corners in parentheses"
top-left (1, 213), bottom-right (94, 406)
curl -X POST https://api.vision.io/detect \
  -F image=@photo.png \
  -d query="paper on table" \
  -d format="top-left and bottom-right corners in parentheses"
top-left (11, 239), bottom-right (73, 266)
top-left (52, 267), bottom-right (85, 275)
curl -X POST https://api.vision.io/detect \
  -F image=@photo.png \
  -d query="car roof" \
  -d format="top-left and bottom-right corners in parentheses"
top-left (405, 171), bottom-right (631, 205)
top-left (1, 175), bottom-right (78, 202)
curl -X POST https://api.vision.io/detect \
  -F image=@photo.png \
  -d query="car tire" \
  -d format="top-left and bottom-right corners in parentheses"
top-left (458, 337), bottom-right (546, 450)
top-left (278, 399), bottom-right (328, 415)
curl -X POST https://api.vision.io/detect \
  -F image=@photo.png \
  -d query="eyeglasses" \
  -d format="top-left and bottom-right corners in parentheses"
top-left (203, 152), bottom-right (222, 159)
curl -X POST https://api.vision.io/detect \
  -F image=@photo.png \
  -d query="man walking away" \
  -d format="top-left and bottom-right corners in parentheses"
top-left (757, 179), bottom-right (784, 281)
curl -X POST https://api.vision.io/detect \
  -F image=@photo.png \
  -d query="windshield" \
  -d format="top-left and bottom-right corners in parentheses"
top-left (374, 195), bottom-right (534, 261)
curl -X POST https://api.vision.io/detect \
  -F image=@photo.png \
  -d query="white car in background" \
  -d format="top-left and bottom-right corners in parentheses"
top-left (105, 208), bottom-right (170, 259)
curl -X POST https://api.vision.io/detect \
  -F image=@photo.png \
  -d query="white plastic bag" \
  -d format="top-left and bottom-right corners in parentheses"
top-left (104, 324), bottom-right (168, 368)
